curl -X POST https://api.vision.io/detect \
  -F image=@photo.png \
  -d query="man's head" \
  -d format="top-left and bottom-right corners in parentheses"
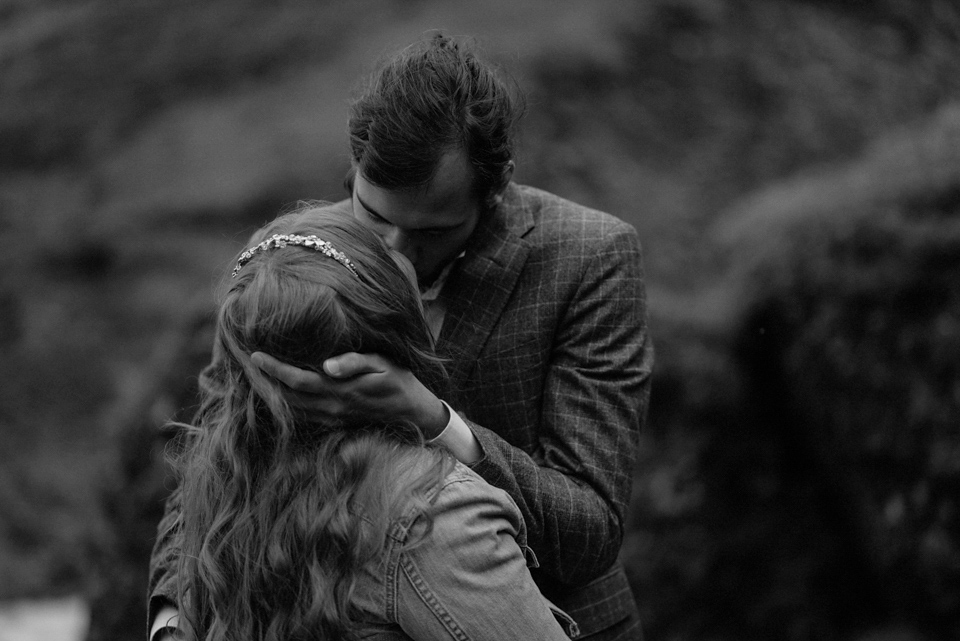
top-left (347, 33), bottom-right (525, 284)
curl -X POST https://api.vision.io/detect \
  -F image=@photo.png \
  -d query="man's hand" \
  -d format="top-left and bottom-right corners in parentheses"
top-left (251, 352), bottom-right (449, 439)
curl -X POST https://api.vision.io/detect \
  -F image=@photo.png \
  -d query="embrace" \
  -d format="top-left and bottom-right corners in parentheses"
top-left (149, 33), bottom-right (653, 641)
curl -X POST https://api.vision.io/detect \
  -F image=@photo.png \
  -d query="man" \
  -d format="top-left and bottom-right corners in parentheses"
top-left (150, 33), bottom-right (653, 640)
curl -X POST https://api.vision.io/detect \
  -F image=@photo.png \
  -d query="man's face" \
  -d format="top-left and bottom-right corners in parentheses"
top-left (351, 149), bottom-right (481, 287)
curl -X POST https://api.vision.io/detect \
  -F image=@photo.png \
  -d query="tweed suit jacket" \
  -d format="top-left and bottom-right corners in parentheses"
top-left (424, 183), bottom-right (653, 639)
top-left (148, 183), bottom-right (652, 640)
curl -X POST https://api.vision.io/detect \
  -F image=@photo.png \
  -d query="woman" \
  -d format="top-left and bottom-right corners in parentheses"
top-left (162, 206), bottom-right (575, 640)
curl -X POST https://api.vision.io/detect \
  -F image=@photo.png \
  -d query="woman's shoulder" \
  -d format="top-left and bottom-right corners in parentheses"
top-left (437, 459), bottom-right (483, 486)
top-left (384, 456), bottom-right (527, 550)
top-left (395, 461), bottom-right (539, 596)
top-left (434, 460), bottom-right (499, 498)
top-left (388, 458), bottom-right (519, 529)
top-left (429, 461), bottom-right (525, 534)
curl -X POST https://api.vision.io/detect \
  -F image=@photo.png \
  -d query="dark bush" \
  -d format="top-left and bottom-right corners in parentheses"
top-left (723, 115), bottom-right (960, 638)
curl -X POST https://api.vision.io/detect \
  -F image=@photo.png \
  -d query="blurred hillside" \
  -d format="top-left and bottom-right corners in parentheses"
top-left (2, 1), bottom-right (960, 640)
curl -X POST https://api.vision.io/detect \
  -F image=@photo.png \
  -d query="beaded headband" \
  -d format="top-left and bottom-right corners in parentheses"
top-left (231, 233), bottom-right (359, 278)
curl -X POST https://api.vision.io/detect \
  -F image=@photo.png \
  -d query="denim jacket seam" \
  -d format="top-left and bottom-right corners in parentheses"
top-left (399, 552), bottom-right (469, 641)
top-left (381, 527), bottom-right (398, 625)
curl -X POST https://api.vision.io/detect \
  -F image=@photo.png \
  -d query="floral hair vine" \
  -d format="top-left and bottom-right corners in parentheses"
top-left (232, 233), bottom-right (359, 278)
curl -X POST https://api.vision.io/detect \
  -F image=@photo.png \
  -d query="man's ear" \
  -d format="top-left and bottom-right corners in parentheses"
top-left (501, 160), bottom-right (515, 190)
top-left (343, 166), bottom-right (357, 195)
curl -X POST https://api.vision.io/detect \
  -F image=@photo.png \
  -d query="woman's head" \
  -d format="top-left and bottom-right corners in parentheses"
top-left (177, 205), bottom-right (454, 641)
top-left (217, 203), bottom-right (445, 434)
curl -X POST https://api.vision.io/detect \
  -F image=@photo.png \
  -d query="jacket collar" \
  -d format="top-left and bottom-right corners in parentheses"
top-left (435, 183), bottom-right (532, 386)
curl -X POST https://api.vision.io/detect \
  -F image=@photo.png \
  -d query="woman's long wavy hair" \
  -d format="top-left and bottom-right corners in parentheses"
top-left (174, 205), bottom-right (453, 641)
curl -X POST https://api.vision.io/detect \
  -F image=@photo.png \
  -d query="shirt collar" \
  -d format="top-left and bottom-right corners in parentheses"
top-left (420, 251), bottom-right (465, 301)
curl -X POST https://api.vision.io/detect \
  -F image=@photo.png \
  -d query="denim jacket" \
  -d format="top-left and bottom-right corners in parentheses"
top-left (348, 462), bottom-right (579, 640)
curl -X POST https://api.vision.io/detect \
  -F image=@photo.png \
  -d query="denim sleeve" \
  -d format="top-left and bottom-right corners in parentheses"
top-left (394, 471), bottom-right (574, 640)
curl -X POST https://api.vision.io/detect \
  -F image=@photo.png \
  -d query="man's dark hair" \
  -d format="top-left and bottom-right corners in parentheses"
top-left (348, 33), bottom-right (525, 211)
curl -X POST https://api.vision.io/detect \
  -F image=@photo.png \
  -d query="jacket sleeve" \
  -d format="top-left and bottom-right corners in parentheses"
top-left (395, 474), bottom-right (576, 640)
top-left (146, 484), bottom-right (183, 639)
top-left (467, 223), bottom-right (652, 586)
top-left (146, 351), bottom-right (224, 637)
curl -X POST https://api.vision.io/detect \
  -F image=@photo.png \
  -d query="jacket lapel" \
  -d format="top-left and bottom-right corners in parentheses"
top-left (436, 184), bottom-right (533, 389)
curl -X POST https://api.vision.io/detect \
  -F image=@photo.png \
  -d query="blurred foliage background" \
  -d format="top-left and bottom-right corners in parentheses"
top-left (1, 1), bottom-right (959, 640)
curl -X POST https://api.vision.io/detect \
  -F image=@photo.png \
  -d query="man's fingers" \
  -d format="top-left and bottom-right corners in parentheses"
top-left (287, 390), bottom-right (345, 417)
top-left (323, 352), bottom-right (387, 378)
top-left (251, 351), bottom-right (325, 392)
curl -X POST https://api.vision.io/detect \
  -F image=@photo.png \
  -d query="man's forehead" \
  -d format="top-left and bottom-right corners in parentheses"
top-left (356, 148), bottom-right (475, 199)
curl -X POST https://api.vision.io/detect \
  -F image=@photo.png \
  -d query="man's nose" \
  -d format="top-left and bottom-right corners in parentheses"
top-left (382, 228), bottom-right (418, 263)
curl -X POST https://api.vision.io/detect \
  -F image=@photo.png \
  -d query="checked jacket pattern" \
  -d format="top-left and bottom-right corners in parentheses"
top-left (425, 183), bottom-right (653, 639)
